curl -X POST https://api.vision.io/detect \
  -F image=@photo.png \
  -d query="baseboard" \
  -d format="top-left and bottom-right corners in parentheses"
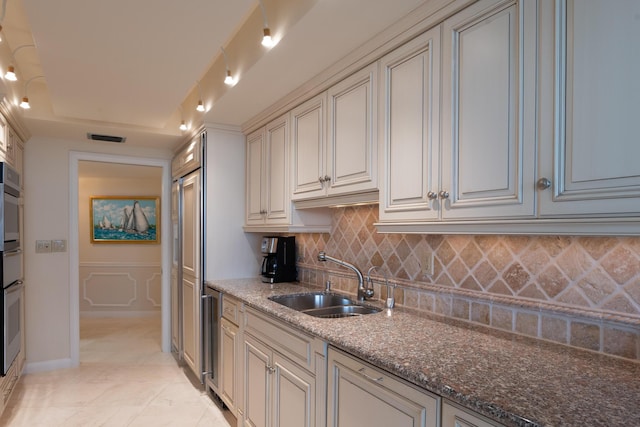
top-left (25, 358), bottom-right (75, 374)
top-left (79, 310), bottom-right (161, 318)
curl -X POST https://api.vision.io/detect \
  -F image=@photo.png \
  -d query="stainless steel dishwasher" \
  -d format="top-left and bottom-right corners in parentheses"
top-left (202, 284), bottom-right (220, 393)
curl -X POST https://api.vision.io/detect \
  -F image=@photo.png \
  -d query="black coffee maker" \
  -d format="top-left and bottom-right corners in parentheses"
top-left (261, 236), bottom-right (297, 283)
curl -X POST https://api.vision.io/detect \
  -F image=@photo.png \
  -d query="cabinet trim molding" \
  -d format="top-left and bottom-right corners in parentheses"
top-left (375, 217), bottom-right (640, 236)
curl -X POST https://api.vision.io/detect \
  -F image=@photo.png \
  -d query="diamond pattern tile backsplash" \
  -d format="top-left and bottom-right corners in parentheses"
top-left (294, 205), bottom-right (640, 360)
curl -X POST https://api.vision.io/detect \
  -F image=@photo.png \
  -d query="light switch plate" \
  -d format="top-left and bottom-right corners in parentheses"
top-left (36, 240), bottom-right (52, 253)
top-left (52, 239), bottom-right (67, 252)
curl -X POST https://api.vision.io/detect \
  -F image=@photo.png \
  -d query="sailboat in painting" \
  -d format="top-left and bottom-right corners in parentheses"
top-left (124, 201), bottom-right (150, 234)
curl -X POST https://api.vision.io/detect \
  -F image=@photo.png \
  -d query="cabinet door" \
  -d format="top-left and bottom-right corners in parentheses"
top-left (220, 317), bottom-right (238, 412)
top-left (326, 63), bottom-right (377, 196)
top-left (171, 267), bottom-right (179, 352)
top-left (246, 128), bottom-right (266, 225)
top-left (172, 137), bottom-right (202, 179)
top-left (442, 401), bottom-right (500, 427)
top-left (171, 181), bottom-right (179, 353)
top-left (378, 28), bottom-right (441, 222)
top-left (14, 140), bottom-right (23, 180)
top-left (272, 353), bottom-right (315, 427)
top-left (265, 115), bottom-right (290, 223)
top-left (244, 335), bottom-right (271, 427)
top-left (181, 172), bottom-right (201, 278)
top-left (291, 94), bottom-right (327, 200)
top-left (5, 127), bottom-right (16, 167)
top-left (327, 349), bottom-right (438, 427)
top-left (440, 0), bottom-right (537, 220)
top-left (538, 0), bottom-right (640, 217)
top-left (181, 171), bottom-right (200, 378)
top-left (182, 273), bottom-right (199, 377)
top-left (0, 115), bottom-right (7, 159)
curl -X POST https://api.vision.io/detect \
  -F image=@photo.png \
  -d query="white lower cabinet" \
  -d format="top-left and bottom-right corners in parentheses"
top-left (242, 307), bottom-right (325, 427)
top-left (442, 400), bottom-right (501, 427)
top-left (231, 308), bottom-right (505, 427)
top-left (220, 317), bottom-right (239, 413)
top-left (327, 347), bottom-right (439, 427)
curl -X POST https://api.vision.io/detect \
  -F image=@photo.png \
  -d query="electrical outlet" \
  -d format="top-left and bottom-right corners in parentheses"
top-left (423, 251), bottom-right (435, 277)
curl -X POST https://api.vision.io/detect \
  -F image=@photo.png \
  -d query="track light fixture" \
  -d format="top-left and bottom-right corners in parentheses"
top-left (258, 0), bottom-right (276, 48)
top-left (4, 65), bottom-right (15, 81)
top-left (19, 75), bottom-right (45, 109)
top-left (196, 81), bottom-right (205, 112)
top-left (178, 106), bottom-right (188, 131)
top-left (4, 44), bottom-right (35, 81)
top-left (221, 47), bottom-right (236, 86)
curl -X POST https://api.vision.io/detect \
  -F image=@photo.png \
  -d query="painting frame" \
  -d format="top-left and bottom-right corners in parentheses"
top-left (90, 196), bottom-right (160, 244)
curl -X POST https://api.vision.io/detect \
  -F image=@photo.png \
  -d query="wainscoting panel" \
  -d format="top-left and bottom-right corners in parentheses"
top-left (80, 262), bottom-right (162, 316)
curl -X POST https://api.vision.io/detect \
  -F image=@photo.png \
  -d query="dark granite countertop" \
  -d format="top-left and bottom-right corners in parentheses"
top-left (206, 278), bottom-right (640, 427)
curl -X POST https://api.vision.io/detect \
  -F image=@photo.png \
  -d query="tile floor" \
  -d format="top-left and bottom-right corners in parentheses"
top-left (0, 316), bottom-right (231, 426)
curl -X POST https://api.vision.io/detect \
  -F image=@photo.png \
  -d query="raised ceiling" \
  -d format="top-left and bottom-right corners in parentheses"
top-left (0, 0), bottom-right (427, 150)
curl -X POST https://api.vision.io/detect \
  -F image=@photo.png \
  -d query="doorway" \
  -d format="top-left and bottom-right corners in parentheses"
top-left (69, 152), bottom-right (171, 367)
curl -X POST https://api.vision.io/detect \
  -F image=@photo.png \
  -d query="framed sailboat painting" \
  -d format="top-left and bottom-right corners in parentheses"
top-left (90, 196), bottom-right (160, 243)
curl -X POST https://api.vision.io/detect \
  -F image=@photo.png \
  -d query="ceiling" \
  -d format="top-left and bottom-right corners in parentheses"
top-left (0, 0), bottom-right (427, 151)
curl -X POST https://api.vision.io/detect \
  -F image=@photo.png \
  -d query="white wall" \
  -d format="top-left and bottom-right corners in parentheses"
top-left (24, 136), bottom-right (172, 370)
top-left (204, 125), bottom-right (261, 280)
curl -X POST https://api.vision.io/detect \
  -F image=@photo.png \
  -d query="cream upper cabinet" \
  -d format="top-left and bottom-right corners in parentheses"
top-left (440, 0), bottom-right (537, 220)
top-left (291, 93), bottom-right (326, 200)
top-left (171, 137), bottom-right (201, 179)
top-left (378, 0), bottom-right (540, 232)
top-left (245, 114), bottom-right (291, 227)
top-left (378, 27), bottom-right (441, 223)
top-left (292, 64), bottom-right (378, 207)
top-left (537, 0), bottom-right (640, 218)
top-left (4, 126), bottom-right (18, 168)
top-left (246, 127), bottom-right (266, 225)
top-left (326, 63), bottom-right (377, 198)
top-left (244, 114), bottom-right (332, 233)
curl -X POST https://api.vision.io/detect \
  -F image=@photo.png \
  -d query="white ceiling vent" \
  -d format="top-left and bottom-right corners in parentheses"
top-left (87, 133), bottom-right (126, 143)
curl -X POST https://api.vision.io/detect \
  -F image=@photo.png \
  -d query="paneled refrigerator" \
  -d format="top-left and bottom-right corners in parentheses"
top-left (172, 127), bottom-right (260, 386)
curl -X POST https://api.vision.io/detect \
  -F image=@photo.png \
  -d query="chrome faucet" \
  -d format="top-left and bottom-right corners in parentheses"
top-left (318, 251), bottom-right (372, 301)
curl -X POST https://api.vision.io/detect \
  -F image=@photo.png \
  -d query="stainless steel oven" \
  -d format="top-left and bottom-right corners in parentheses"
top-left (0, 162), bottom-right (22, 376)
top-left (2, 275), bottom-right (22, 375)
top-left (0, 163), bottom-right (20, 252)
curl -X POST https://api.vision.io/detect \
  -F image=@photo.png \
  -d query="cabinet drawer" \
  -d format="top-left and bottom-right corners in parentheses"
top-left (245, 307), bottom-right (318, 372)
top-left (222, 295), bottom-right (240, 325)
top-left (1, 360), bottom-right (18, 405)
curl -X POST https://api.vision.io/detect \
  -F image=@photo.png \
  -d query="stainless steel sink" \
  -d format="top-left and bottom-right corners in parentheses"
top-left (302, 305), bottom-right (381, 318)
top-left (269, 292), bottom-right (381, 318)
